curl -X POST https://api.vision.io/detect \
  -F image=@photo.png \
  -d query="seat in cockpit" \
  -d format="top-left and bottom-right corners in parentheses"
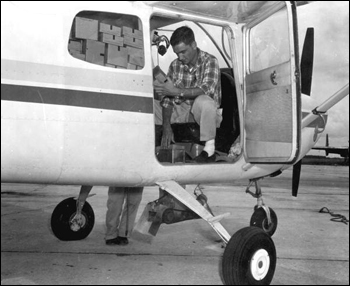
top-left (168, 69), bottom-right (240, 153)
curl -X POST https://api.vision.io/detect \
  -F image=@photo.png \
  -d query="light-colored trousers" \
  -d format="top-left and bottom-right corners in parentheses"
top-left (154, 94), bottom-right (222, 141)
top-left (105, 187), bottom-right (143, 240)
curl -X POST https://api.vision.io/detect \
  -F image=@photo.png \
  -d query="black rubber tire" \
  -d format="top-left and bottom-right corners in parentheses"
top-left (222, 227), bottom-right (276, 285)
top-left (51, 197), bottom-right (95, 241)
top-left (250, 207), bottom-right (277, 237)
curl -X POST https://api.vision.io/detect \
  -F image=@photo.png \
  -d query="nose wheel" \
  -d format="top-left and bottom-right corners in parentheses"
top-left (246, 180), bottom-right (278, 236)
top-left (250, 206), bottom-right (278, 236)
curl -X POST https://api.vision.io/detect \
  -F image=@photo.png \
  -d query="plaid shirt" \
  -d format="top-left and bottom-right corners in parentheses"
top-left (161, 48), bottom-right (221, 108)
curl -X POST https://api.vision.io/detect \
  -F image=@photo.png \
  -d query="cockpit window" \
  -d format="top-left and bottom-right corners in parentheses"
top-left (68, 11), bottom-right (144, 70)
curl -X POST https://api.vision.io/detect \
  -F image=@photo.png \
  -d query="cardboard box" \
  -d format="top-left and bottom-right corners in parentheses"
top-left (153, 66), bottom-right (167, 83)
top-left (99, 22), bottom-right (121, 36)
top-left (124, 36), bottom-right (143, 49)
top-left (127, 63), bottom-right (137, 70)
top-left (69, 50), bottom-right (86, 61)
top-left (122, 26), bottom-right (143, 40)
top-left (99, 33), bottom-right (124, 46)
top-left (127, 46), bottom-right (143, 56)
top-left (128, 54), bottom-right (144, 66)
top-left (105, 63), bottom-right (116, 68)
top-left (68, 40), bottom-right (83, 53)
top-left (85, 40), bottom-right (106, 66)
top-left (106, 44), bottom-right (128, 67)
top-left (126, 46), bottom-right (143, 66)
top-left (157, 145), bottom-right (185, 163)
top-left (75, 17), bottom-right (98, 40)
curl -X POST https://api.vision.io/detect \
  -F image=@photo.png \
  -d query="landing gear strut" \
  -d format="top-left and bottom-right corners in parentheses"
top-left (145, 180), bottom-right (277, 285)
top-left (221, 180), bottom-right (278, 284)
top-left (246, 180), bottom-right (278, 236)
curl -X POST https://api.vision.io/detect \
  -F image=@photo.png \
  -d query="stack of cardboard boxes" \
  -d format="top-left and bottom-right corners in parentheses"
top-left (68, 16), bottom-right (144, 70)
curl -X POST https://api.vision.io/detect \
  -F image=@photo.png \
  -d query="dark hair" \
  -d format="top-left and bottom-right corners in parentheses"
top-left (170, 26), bottom-right (195, 46)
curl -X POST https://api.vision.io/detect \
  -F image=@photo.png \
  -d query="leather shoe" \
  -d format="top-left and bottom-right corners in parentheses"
top-left (194, 151), bottom-right (216, 163)
top-left (106, 237), bottom-right (121, 245)
top-left (105, 236), bottom-right (129, 246)
top-left (117, 236), bottom-right (129, 245)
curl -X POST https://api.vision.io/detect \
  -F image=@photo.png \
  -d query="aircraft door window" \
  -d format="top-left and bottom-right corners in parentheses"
top-left (249, 8), bottom-right (290, 73)
top-left (68, 11), bottom-right (144, 70)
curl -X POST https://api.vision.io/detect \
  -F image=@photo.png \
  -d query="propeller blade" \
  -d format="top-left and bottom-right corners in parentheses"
top-left (292, 160), bottom-right (302, 197)
top-left (301, 27), bottom-right (314, 96)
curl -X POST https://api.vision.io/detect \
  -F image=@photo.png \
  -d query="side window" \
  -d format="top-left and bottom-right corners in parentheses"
top-left (249, 7), bottom-right (290, 72)
top-left (68, 11), bottom-right (144, 70)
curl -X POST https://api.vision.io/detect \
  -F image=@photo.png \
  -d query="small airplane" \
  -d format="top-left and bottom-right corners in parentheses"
top-left (312, 134), bottom-right (349, 159)
top-left (1, 1), bottom-right (349, 285)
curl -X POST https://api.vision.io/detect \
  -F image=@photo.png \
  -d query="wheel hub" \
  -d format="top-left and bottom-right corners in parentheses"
top-left (250, 249), bottom-right (270, 280)
top-left (263, 218), bottom-right (274, 232)
top-left (69, 213), bottom-right (86, 232)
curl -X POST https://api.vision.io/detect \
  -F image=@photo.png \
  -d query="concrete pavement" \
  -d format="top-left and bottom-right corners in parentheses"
top-left (1, 165), bottom-right (349, 285)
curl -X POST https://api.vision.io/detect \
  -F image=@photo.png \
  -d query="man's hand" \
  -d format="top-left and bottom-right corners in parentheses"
top-left (161, 124), bottom-right (175, 148)
top-left (154, 77), bottom-right (178, 100)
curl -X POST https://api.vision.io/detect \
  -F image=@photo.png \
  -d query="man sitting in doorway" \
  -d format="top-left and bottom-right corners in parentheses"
top-left (154, 26), bottom-right (222, 163)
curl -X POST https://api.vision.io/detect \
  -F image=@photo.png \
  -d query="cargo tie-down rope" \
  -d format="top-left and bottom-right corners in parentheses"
top-left (319, 207), bottom-right (349, 225)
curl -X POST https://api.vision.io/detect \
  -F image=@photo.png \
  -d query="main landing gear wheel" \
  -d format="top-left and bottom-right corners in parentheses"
top-left (250, 207), bottom-right (278, 237)
top-left (222, 227), bottom-right (276, 285)
top-left (51, 197), bottom-right (95, 241)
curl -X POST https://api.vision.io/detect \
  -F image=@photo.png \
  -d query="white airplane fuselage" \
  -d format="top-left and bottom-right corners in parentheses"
top-left (1, 1), bottom-right (326, 187)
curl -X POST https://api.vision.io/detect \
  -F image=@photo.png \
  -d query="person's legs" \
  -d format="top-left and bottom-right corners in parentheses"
top-left (191, 95), bottom-right (221, 162)
top-left (105, 187), bottom-right (126, 241)
top-left (118, 187), bottom-right (143, 238)
top-left (191, 94), bottom-right (219, 142)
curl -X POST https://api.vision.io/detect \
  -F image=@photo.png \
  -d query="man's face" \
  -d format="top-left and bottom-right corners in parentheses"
top-left (172, 41), bottom-right (197, 66)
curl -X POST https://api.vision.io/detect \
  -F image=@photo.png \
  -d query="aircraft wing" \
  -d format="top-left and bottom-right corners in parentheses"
top-left (144, 1), bottom-right (283, 23)
top-left (143, 1), bottom-right (314, 23)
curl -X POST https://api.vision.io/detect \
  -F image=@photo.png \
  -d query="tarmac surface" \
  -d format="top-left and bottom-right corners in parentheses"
top-left (1, 165), bottom-right (349, 285)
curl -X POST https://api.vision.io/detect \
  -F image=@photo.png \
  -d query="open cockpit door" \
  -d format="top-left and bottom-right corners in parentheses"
top-left (243, 2), bottom-right (301, 163)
